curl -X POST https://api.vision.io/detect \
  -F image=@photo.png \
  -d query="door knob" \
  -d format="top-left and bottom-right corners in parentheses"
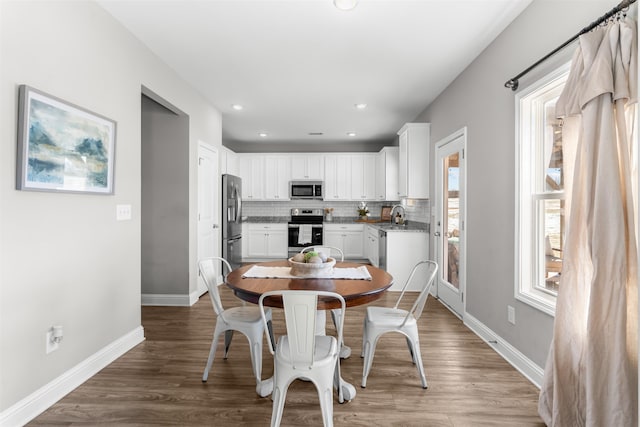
top-left (434, 231), bottom-right (441, 237)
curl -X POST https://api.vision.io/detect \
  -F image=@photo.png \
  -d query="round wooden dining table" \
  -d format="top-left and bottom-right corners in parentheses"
top-left (224, 260), bottom-right (394, 401)
top-left (225, 260), bottom-right (393, 308)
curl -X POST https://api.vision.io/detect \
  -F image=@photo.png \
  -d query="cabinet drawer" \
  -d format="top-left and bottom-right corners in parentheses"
top-left (324, 223), bottom-right (364, 232)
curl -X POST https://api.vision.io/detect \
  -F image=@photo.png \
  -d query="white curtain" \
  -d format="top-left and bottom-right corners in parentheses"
top-left (538, 18), bottom-right (638, 427)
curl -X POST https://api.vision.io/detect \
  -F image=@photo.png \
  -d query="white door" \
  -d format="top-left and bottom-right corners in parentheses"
top-left (434, 129), bottom-right (466, 318)
top-left (198, 142), bottom-right (219, 295)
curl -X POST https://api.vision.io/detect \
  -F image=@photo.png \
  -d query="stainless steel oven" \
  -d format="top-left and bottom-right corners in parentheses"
top-left (288, 208), bottom-right (324, 257)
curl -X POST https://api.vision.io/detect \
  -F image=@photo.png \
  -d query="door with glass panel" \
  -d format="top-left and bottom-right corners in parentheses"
top-left (434, 130), bottom-right (466, 318)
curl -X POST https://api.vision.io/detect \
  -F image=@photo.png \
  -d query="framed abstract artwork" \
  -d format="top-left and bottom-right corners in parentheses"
top-left (16, 85), bottom-right (116, 194)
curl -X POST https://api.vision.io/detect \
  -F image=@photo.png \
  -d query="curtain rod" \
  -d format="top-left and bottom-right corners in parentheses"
top-left (504, 0), bottom-right (636, 91)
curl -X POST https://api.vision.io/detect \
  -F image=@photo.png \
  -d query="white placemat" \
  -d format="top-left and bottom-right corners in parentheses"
top-left (242, 265), bottom-right (372, 280)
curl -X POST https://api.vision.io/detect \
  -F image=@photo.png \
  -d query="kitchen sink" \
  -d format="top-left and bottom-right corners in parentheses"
top-left (379, 224), bottom-right (408, 231)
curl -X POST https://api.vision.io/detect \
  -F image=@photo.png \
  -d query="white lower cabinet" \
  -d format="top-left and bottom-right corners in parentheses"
top-left (246, 223), bottom-right (287, 259)
top-left (386, 231), bottom-right (429, 291)
top-left (323, 223), bottom-right (364, 259)
top-left (365, 225), bottom-right (379, 267)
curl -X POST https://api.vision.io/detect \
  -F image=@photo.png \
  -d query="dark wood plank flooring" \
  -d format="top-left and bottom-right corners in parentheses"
top-left (29, 286), bottom-right (545, 426)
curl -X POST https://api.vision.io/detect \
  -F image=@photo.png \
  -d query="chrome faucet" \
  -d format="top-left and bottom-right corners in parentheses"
top-left (390, 204), bottom-right (405, 225)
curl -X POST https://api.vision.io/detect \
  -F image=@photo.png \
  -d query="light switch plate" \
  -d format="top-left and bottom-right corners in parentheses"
top-left (116, 204), bottom-right (132, 221)
top-left (507, 305), bottom-right (516, 325)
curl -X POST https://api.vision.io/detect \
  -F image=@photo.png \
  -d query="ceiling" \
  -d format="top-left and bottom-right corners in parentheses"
top-left (98, 0), bottom-right (532, 152)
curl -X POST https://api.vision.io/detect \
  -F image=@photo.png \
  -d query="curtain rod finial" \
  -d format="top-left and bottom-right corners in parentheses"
top-left (505, 79), bottom-right (519, 91)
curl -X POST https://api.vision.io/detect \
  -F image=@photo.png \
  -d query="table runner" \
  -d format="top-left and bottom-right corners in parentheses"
top-left (242, 265), bottom-right (372, 280)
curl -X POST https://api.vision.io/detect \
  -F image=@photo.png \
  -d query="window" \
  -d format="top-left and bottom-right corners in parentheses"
top-left (515, 64), bottom-right (570, 316)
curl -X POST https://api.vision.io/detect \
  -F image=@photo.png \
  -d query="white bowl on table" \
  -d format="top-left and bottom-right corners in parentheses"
top-left (288, 257), bottom-right (336, 277)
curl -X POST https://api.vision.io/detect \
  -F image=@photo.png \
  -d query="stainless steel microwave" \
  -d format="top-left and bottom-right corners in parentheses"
top-left (290, 181), bottom-right (323, 200)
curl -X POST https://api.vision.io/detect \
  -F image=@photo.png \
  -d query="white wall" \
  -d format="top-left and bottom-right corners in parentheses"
top-left (0, 0), bottom-right (221, 416)
top-left (414, 0), bottom-right (625, 367)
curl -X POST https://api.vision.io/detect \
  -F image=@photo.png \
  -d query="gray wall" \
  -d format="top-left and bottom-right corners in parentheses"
top-left (141, 95), bottom-right (189, 295)
top-left (0, 0), bottom-right (222, 414)
top-left (414, 0), bottom-right (624, 367)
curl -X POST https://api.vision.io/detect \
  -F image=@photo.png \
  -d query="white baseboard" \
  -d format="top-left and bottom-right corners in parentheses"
top-left (0, 326), bottom-right (145, 427)
top-left (142, 289), bottom-right (207, 307)
top-left (142, 293), bottom-right (192, 306)
top-left (464, 312), bottom-right (544, 388)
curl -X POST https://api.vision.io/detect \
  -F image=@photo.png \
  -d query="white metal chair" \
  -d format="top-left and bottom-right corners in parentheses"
top-left (198, 257), bottom-right (274, 397)
top-left (300, 246), bottom-right (349, 358)
top-left (300, 245), bottom-right (344, 261)
top-left (259, 290), bottom-right (346, 427)
top-left (361, 260), bottom-right (438, 389)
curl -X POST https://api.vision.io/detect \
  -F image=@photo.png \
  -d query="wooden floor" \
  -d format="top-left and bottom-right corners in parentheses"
top-left (30, 287), bottom-right (545, 426)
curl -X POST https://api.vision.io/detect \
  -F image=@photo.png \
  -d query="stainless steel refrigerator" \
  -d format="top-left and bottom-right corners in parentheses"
top-left (222, 174), bottom-right (242, 269)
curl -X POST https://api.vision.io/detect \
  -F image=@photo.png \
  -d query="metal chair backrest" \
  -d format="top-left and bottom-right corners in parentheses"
top-left (259, 290), bottom-right (345, 369)
top-left (393, 260), bottom-right (438, 325)
top-left (198, 257), bottom-right (233, 322)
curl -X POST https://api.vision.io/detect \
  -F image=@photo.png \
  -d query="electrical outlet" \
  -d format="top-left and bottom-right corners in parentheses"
top-left (116, 204), bottom-right (132, 221)
top-left (46, 331), bottom-right (59, 354)
top-left (507, 305), bottom-right (516, 325)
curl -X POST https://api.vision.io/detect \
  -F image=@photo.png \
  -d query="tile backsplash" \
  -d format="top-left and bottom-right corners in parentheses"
top-left (242, 198), bottom-right (430, 224)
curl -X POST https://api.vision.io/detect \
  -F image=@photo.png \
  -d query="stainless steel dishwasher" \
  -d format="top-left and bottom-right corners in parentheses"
top-left (378, 229), bottom-right (387, 270)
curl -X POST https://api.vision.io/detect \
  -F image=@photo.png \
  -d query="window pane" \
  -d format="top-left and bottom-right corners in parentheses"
top-left (536, 198), bottom-right (565, 294)
top-left (542, 99), bottom-right (564, 192)
top-left (443, 152), bottom-right (460, 288)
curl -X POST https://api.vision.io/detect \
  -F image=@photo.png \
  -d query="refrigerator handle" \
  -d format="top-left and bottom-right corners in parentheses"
top-left (235, 187), bottom-right (242, 223)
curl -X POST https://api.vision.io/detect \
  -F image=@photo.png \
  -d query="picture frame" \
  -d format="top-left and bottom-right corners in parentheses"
top-left (380, 205), bottom-right (393, 221)
top-left (16, 85), bottom-right (116, 194)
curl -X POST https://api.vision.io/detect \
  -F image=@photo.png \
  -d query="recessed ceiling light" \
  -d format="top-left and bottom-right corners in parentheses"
top-left (231, 104), bottom-right (243, 111)
top-left (259, 132), bottom-right (268, 137)
top-left (347, 132), bottom-right (356, 137)
top-left (355, 103), bottom-right (367, 110)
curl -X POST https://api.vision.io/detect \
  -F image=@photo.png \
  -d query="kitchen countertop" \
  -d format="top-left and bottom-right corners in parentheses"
top-left (329, 217), bottom-right (429, 232)
top-left (242, 216), bottom-right (429, 232)
top-left (364, 221), bottom-right (429, 233)
top-left (241, 216), bottom-right (289, 223)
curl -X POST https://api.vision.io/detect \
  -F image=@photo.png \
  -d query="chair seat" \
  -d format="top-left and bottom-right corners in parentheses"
top-left (224, 306), bottom-right (271, 323)
top-left (366, 306), bottom-right (417, 328)
top-left (276, 335), bottom-right (337, 364)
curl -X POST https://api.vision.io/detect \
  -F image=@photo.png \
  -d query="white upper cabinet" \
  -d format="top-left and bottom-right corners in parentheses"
top-left (290, 154), bottom-right (324, 180)
top-left (376, 147), bottom-right (400, 201)
top-left (220, 146), bottom-right (239, 176)
top-left (324, 155), bottom-right (351, 200)
top-left (238, 155), bottom-right (265, 200)
top-left (397, 123), bottom-right (430, 199)
top-left (351, 154), bottom-right (376, 200)
top-left (264, 156), bottom-right (291, 200)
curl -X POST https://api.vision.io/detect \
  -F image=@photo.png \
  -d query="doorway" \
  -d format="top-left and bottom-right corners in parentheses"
top-left (197, 142), bottom-right (219, 294)
top-left (434, 128), bottom-right (467, 318)
top-left (141, 91), bottom-right (190, 305)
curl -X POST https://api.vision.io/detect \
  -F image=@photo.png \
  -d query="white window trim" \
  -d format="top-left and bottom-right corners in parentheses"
top-left (514, 63), bottom-right (571, 317)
